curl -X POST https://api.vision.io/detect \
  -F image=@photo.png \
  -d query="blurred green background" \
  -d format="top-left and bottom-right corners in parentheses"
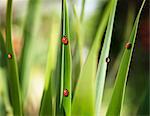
top-left (0, 0), bottom-right (149, 115)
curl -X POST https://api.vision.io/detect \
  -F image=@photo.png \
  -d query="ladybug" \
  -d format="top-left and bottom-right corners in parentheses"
top-left (125, 42), bottom-right (132, 49)
top-left (62, 36), bottom-right (68, 45)
top-left (63, 89), bottom-right (69, 97)
top-left (8, 53), bottom-right (12, 59)
top-left (106, 57), bottom-right (110, 63)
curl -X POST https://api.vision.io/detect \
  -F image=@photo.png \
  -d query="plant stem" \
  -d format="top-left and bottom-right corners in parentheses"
top-left (6, 0), bottom-right (22, 115)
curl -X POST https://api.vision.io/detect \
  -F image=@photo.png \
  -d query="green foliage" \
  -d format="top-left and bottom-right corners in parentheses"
top-left (71, 0), bottom-right (113, 115)
top-left (0, 0), bottom-right (147, 115)
top-left (61, 0), bottom-right (72, 115)
top-left (40, 0), bottom-right (72, 115)
top-left (20, 0), bottom-right (41, 99)
top-left (39, 19), bottom-right (59, 116)
top-left (5, 0), bottom-right (22, 115)
top-left (106, 0), bottom-right (146, 115)
top-left (96, 0), bottom-right (118, 115)
top-left (0, 32), bottom-right (6, 67)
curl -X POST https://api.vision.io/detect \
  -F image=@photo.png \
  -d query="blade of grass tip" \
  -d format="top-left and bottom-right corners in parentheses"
top-left (19, 0), bottom-right (41, 99)
top-left (95, 0), bottom-right (118, 115)
top-left (69, 0), bottom-right (84, 92)
top-left (72, 1), bottom-right (111, 115)
top-left (60, 0), bottom-right (72, 115)
top-left (106, 0), bottom-right (146, 115)
top-left (80, 0), bottom-right (85, 22)
top-left (6, 0), bottom-right (22, 115)
top-left (70, 0), bottom-right (83, 66)
top-left (39, 19), bottom-right (59, 116)
top-left (70, 0), bottom-right (78, 19)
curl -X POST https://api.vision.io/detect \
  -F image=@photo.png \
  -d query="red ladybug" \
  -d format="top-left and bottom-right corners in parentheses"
top-left (8, 53), bottom-right (12, 59)
top-left (63, 89), bottom-right (69, 97)
top-left (125, 42), bottom-right (132, 49)
top-left (62, 36), bottom-right (68, 45)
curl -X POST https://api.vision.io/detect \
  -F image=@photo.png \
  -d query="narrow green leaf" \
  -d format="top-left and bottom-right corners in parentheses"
top-left (69, 0), bottom-right (84, 92)
top-left (72, 1), bottom-right (111, 115)
top-left (80, 0), bottom-right (85, 22)
top-left (54, 40), bottom-right (64, 116)
top-left (39, 19), bottom-right (59, 116)
top-left (70, 0), bottom-right (83, 66)
top-left (72, 53), bottom-right (96, 116)
top-left (6, 0), bottom-right (22, 115)
top-left (106, 0), bottom-right (146, 115)
top-left (19, 0), bottom-right (41, 98)
top-left (107, 1), bottom-right (136, 84)
top-left (60, 0), bottom-right (72, 115)
top-left (96, 0), bottom-right (118, 115)
top-left (0, 32), bottom-right (13, 115)
top-left (0, 32), bottom-right (7, 67)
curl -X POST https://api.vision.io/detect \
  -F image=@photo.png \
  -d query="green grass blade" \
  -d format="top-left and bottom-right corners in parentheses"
top-left (95, 0), bottom-right (118, 115)
top-left (6, 0), bottom-right (22, 115)
top-left (70, 0), bottom-right (83, 66)
top-left (0, 31), bottom-right (13, 115)
top-left (59, 0), bottom-right (65, 108)
top-left (60, 0), bottom-right (72, 115)
top-left (19, 0), bottom-right (41, 98)
top-left (54, 40), bottom-right (64, 115)
top-left (39, 19), bottom-right (59, 116)
top-left (70, 0), bottom-right (78, 19)
top-left (92, 0), bottom-right (113, 56)
top-left (72, 1), bottom-right (111, 115)
top-left (0, 69), bottom-right (13, 115)
top-left (0, 32), bottom-right (7, 67)
top-left (80, 0), bottom-right (85, 22)
top-left (72, 53), bottom-right (96, 116)
top-left (106, 0), bottom-right (146, 115)
top-left (107, 2), bottom-right (136, 84)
